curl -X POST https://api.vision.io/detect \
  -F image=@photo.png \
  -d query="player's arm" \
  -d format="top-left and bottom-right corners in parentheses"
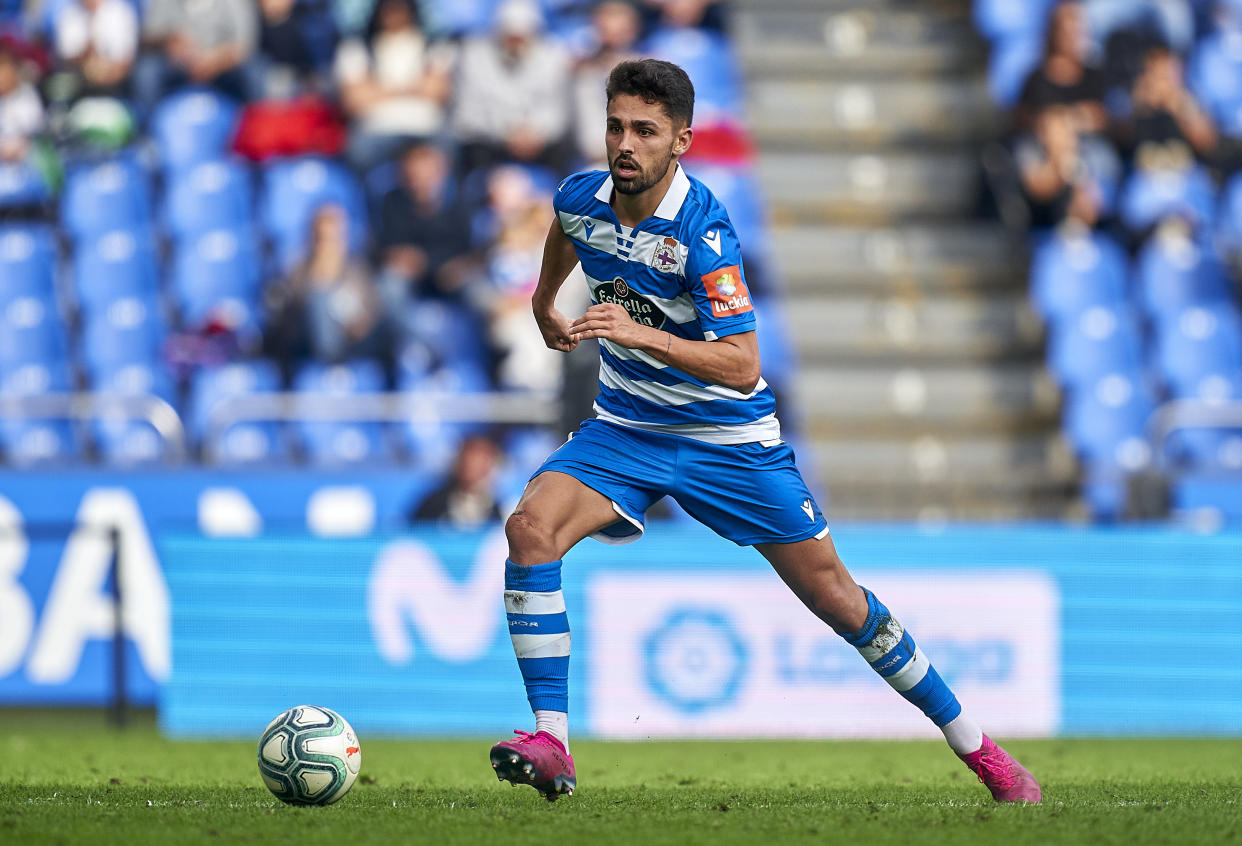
top-left (531, 217), bottom-right (582, 353)
top-left (568, 305), bottom-right (761, 394)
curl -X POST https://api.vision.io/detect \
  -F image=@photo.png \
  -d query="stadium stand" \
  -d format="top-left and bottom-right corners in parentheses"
top-left (974, 0), bottom-right (1242, 522)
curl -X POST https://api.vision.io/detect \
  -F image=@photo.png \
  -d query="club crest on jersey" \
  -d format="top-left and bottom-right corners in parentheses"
top-left (596, 276), bottom-right (666, 328)
top-left (701, 265), bottom-right (752, 317)
top-left (650, 236), bottom-right (682, 275)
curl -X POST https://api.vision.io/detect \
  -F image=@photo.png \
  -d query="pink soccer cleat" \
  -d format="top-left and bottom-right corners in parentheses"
top-left (489, 730), bottom-right (577, 801)
top-left (959, 734), bottom-right (1042, 803)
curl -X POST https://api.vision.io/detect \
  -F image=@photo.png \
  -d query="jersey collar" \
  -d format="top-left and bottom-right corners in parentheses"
top-left (594, 163), bottom-right (691, 221)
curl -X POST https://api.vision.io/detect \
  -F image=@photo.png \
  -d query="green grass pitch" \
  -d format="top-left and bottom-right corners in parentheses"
top-left (1, 711), bottom-right (1238, 846)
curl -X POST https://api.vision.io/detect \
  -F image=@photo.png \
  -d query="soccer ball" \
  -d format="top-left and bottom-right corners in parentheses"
top-left (257, 705), bottom-right (361, 806)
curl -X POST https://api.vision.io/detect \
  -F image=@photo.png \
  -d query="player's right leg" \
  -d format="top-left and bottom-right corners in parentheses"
top-left (491, 471), bottom-right (621, 801)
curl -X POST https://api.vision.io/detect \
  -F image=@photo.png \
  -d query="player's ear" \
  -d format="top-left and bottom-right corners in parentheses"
top-left (673, 125), bottom-right (693, 158)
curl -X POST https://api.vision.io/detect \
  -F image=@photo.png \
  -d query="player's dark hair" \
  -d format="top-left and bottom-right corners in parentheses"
top-left (606, 59), bottom-right (695, 128)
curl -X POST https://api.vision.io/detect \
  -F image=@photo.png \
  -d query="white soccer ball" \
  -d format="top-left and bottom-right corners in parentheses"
top-left (257, 705), bottom-right (362, 806)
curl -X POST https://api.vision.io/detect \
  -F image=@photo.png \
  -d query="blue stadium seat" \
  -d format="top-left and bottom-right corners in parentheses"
top-left (423, 0), bottom-right (500, 35)
top-left (89, 362), bottom-right (178, 466)
top-left (406, 299), bottom-right (492, 373)
top-left (1156, 335), bottom-right (1242, 472)
top-left (973, 0), bottom-right (1055, 41)
top-left (294, 359), bottom-right (391, 465)
top-left (80, 295), bottom-right (165, 376)
top-left (1217, 171), bottom-right (1242, 257)
top-left (987, 33), bottom-right (1043, 107)
top-left (1135, 231), bottom-right (1232, 318)
top-left (151, 88), bottom-right (241, 173)
top-left (1047, 304), bottom-right (1145, 393)
top-left (395, 346), bottom-right (491, 471)
top-left (61, 153), bottom-right (152, 239)
top-left (1188, 29), bottom-right (1242, 131)
top-left (163, 159), bottom-right (254, 238)
top-left (1029, 229), bottom-right (1128, 323)
top-left (0, 225), bottom-right (56, 303)
top-left (260, 157), bottom-right (368, 269)
top-left (0, 159), bottom-right (50, 210)
top-left (1153, 306), bottom-right (1242, 396)
top-left (643, 28), bottom-right (743, 120)
top-left (1064, 371), bottom-right (1157, 467)
top-left (1173, 474), bottom-right (1242, 523)
top-left (189, 359), bottom-right (287, 463)
top-left (71, 228), bottom-right (159, 313)
top-left (1164, 428), bottom-right (1242, 472)
top-left (1118, 165), bottom-right (1216, 233)
top-left (0, 294), bottom-right (67, 367)
top-left (170, 228), bottom-right (261, 325)
top-left (1064, 371), bottom-right (1158, 519)
top-left (0, 361), bottom-right (80, 465)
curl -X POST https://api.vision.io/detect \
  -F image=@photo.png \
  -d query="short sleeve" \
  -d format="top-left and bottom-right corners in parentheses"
top-left (685, 217), bottom-right (755, 339)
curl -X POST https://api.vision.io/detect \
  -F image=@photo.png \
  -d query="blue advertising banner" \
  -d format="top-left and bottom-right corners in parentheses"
top-left (0, 470), bottom-right (434, 705)
top-left (158, 524), bottom-right (1242, 739)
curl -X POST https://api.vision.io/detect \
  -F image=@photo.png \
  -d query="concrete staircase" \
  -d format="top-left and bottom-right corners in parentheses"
top-left (731, 0), bottom-right (1080, 521)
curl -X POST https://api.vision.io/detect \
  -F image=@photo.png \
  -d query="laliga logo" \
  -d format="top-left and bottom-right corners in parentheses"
top-left (643, 607), bottom-right (748, 713)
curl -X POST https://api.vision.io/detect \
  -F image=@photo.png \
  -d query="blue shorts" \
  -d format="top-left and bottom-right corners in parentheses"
top-left (534, 418), bottom-right (829, 547)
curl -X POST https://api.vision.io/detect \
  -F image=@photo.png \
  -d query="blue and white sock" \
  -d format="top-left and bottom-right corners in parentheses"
top-left (843, 587), bottom-right (983, 755)
top-left (504, 559), bottom-right (570, 748)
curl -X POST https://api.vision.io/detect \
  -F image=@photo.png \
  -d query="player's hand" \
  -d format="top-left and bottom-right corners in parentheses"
top-left (569, 303), bottom-right (650, 349)
top-left (534, 307), bottom-right (577, 352)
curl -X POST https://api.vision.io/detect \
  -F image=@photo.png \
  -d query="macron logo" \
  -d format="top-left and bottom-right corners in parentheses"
top-left (583, 219), bottom-right (597, 240)
top-left (801, 499), bottom-right (815, 521)
top-left (701, 230), bottom-right (722, 256)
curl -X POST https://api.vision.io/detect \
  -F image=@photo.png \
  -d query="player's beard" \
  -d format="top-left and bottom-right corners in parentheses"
top-left (610, 145), bottom-right (676, 195)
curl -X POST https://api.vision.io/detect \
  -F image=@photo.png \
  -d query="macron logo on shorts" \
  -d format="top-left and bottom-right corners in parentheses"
top-left (801, 499), bottom-right (815, 521)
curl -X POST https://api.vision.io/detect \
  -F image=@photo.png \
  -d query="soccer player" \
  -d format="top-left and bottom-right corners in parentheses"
top-left (489, 59), bottom-right (1042, 805)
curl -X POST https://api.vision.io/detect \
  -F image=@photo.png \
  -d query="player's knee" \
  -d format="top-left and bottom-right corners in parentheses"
top-left (810, 578), bottom-right (864, 634)
top-left (505, 510), bottom-right (554, 562)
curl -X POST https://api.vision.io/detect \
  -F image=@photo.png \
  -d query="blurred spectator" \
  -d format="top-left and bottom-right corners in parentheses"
top-left (638, 0), bottom-right (727, 32)
top-left (1085, 0), bottom-right (1194, 56)
top-left (1126, 45), bottom-right (1217, 164)
top-left (408, 433), bottom-right (504, 527)
top-left (453, 0), bottom-right (572, 174)
top-left (466, 166), bottom-right (563, 392)
top-left (1017, 0), bottom-right (1109, 134)
top-left (266, 203), bottom-right (394, 366)
top-left (0, 39), bottom-right (43, 162)
top-left (376, 141), bottom-right (473, 306)
top-left (1016, 104), bottom-right (1120, 228)
top-left (334, 0), bottom-right (453, 173)
top-left (52, 0), bottom-right (138, 97)
top-left (571, 0), bottom-right (643, 166)
top-left (253, 0), bottom-right (338, 98)
top-left (136, 0), bottom-right (258, 110)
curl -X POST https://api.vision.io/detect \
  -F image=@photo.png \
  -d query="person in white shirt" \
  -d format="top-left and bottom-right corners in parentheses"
top-left (0, 41), bottom-right (45, 162)
top-left (333, 0), bottom-right (453, 173)
top-left (54, 0), bottom-right (138, 95)
top-left (452, 0), bottom-right (572, 175)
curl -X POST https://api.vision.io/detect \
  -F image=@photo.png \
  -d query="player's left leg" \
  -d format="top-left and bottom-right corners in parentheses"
top-left (757, 535), bottom-right (1042, 803)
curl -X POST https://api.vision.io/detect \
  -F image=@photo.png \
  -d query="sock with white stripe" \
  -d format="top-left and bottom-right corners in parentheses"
top-left (504, 559), bottom-right (570, 749)
top-left (842, 587), bottom-right (982, 755)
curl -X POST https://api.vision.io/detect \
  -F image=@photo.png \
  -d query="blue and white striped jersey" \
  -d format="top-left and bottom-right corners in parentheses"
top-left (554, 164), bottom-right (780, 445)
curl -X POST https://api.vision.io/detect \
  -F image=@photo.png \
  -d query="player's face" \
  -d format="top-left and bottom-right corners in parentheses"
top-left (605, 93), bottom-right (691, 196)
